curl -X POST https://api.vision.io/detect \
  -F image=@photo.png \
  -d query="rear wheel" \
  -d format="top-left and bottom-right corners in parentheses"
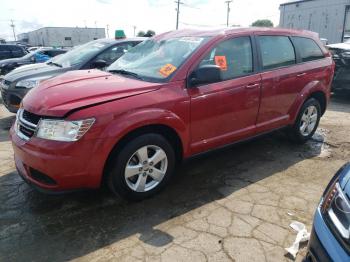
top-left (107, 133), bottom-right (176, 201)
top-left (288, 98), bottom-right (321, 143)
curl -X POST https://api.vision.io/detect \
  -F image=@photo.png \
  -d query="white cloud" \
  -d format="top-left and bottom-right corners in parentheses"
top-left (0, 0), bottom-right (285, 41)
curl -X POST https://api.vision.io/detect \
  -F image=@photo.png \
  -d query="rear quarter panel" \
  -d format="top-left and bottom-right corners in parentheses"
top-left (288, 56), bottom-right (334, 122)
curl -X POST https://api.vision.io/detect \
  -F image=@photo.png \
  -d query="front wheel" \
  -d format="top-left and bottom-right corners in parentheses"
top-left (107, 133), bottom-right (176, 201)
top-left (288, 98), bottom-right (321, 144)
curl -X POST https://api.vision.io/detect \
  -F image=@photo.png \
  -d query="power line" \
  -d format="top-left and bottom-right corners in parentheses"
top-left (182, 2), bottom-right (200, 9)
top-left (225, 1), bottom-right (233, 27)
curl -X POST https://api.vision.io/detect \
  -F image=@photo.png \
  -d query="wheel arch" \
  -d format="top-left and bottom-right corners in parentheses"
top-left (289, 81), bottom-right (329, 123)
top-left (309, 91), bottom-right (327, 116)
top-left (101, 123), bottom-right (184, 187)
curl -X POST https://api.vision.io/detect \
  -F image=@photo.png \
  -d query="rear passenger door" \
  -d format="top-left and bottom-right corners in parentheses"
top-left (255, 35), bottom-right (305, 132)
top-left (0, 46), bottom-right (11, 60)
top-left (291, 36), bottom-right (330, 96)
top-left (10, 46), bottom-right (25, 58)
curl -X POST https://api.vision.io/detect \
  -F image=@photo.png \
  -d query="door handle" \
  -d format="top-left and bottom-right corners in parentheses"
top-left (297, 72), bottom-right (307, 77)
top-left (245, 83), bottom-right (260, 89)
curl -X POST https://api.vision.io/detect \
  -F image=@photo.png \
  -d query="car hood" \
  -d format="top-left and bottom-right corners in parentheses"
top-left (0, 57), bottom-right (23, 65)
top-left (4, 62), bottom-right (71, 83)
top-left (327, 42), bottom-right (350, 50)
top-left (23, 69), bottom-right (162, 117)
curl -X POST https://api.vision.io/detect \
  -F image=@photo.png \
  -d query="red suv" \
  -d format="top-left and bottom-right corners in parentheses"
top-left (10, 28), bottom-right (334, 200)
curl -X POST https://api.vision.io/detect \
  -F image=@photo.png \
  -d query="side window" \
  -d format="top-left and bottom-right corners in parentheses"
top-left (9, 46), bottom-right (26, 57)
top-left (41, 51), bottom-right (51, 56)
top-left (198, 36), bottom-right (253, 81)
top-left (258, 36), bottom-right (296, 70)
top-left (292, 37), bottom-right (325, 62)
top-left (94, 43), bottom-right (134, 65)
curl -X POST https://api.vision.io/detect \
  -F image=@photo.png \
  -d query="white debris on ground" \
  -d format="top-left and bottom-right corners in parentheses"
top-left (285, 221), bottom-right (311, 259)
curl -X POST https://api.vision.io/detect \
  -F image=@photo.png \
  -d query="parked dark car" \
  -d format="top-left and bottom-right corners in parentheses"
top-left (0, 48), bottom-right (67, 75)
top-left (0, 44), bottom-right (27, 61)
top-left (327, 41), bottom-right (350, 92)
top-left (10, 28), bottom-right (334, 200)
top-left (0, 38), bottom-right (145, 112)
top-left (305, 162), bottom-right (350, 262)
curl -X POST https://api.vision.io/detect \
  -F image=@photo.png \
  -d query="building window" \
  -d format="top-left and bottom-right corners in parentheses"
top-left (65, 37), bottom-right (72, 41)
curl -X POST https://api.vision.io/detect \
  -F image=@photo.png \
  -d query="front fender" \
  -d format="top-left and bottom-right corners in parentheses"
top-left (289, 80), bottom-right (329, 123)
top-left (99, 108), bottom-right (190, 157)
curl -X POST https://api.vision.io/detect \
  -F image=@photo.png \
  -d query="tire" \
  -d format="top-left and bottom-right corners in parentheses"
top-left (107, 133), bottom-right (176, 201)
top-left (288, 98), bottom-right (321, 144)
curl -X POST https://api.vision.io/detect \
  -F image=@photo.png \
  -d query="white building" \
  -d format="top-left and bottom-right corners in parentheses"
top-left (280, 0), bottom-right (350, 44)
top-left (18, 27), bottom-right (106, 47)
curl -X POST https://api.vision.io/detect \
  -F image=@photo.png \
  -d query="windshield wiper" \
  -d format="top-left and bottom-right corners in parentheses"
top-left (47, 61), bottom-right (62, 67)
top-left (108, 69), bottom-right (143, 80)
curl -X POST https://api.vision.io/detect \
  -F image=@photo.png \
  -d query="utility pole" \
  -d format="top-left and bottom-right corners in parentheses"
top-left (133, 25), bottom-right (136, 36)
top-left (10, 19), bottom-right (16, 41)
top-left (106, 24), bottom-right (110, 38)
top-left (225, 1), bottom-right (233, 27)
top-left (175, 0), bottom-right (183, 30)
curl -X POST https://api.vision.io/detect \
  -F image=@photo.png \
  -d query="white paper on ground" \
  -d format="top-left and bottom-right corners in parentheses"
top-left (285, 221), bottom-right (310, 259)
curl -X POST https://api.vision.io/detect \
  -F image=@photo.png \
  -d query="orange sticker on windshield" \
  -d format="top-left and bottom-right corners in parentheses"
top-left (214, 56), bottom-right (227, 71)
top-left (159, 64), bottom-right (177, 77)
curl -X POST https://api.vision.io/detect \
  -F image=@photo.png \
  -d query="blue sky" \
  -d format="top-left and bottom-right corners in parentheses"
top-left (0, 0), bottom-right (286, 40)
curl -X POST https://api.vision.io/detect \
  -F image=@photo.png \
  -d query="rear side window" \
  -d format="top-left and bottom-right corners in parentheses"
top-left (292, 37), bottom-right (324, 62)
top-left (258, 36), bottom-right (296, 70)
top-left (198, 36), bottom-right (253, 81)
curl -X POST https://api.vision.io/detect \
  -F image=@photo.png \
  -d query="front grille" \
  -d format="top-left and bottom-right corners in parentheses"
top-left (22, 110), bottom-right (41, 125)
top-left (16, 109), bottom-right (41, 141)
top-left (19, 125), bottom-right (35, 138)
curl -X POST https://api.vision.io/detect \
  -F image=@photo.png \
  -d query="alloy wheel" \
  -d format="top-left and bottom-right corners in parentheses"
top-left (299, 105), bottom-right (318, 136)
top-left (124, 145), bottom-right (168, 192)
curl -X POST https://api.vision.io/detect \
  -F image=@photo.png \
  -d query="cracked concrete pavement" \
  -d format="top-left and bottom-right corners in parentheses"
top-left (1, 94), bottom-right (350, 262)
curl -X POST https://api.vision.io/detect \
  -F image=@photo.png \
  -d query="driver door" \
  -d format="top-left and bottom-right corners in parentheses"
top-left (188, 36), bottom-right (261, 154)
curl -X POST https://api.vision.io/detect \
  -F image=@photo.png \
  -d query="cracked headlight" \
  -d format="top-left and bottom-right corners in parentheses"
top-left (36, 118), bottom-right (95, 142)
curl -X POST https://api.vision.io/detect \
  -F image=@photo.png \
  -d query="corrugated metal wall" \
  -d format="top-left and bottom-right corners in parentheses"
top-left (26, 27), bottom-right (106, 47)
top-left (279, 0), bottom-right (350, 43)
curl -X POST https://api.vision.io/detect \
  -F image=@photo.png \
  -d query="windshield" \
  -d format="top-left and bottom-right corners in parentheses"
top-left (108, 37), bottom-right (208, 82)
top-left (21, 52), bottom-right (36, 59)
top-left (52, 40), bottom-right (111, 68)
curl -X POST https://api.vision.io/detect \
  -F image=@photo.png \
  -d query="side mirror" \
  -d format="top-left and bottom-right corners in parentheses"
top-left (93, 59), bottom-right (107, 69)
top-left (30, 56), bottom-right (36, 62)
top-left (189, 65), bottom-right (222, 87)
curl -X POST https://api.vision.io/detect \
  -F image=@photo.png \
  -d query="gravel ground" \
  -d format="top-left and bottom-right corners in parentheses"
top-left (0, 94), bottom-right (350, 262)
